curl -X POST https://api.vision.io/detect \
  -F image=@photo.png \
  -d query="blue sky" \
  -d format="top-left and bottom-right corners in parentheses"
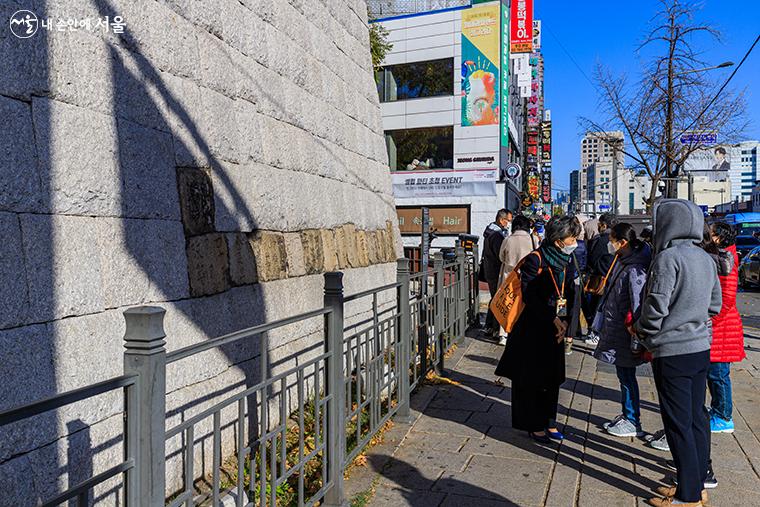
top-left (536, 0), bottom-right (760, 195)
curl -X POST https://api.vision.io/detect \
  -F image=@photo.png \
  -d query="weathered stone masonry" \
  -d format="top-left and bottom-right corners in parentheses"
top-left (0, 0), bottom-right (400, 504)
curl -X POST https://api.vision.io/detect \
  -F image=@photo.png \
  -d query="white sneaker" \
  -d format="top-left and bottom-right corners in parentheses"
top-left (585, 333), bottom-right (600, 345)
top-left (603, 414), bottom-right (625, 430)
top-left (498, 335), bottom-right (507, 345)
top-left (648, 430), bottom-right (670, 451)
top-left (605, 417), bottom-right (643, 437)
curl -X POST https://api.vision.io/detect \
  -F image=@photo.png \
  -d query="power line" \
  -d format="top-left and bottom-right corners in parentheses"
top-left (544, 23), bottom-right (597, 91)
top-left (676, 34), bottom-right (760, 139)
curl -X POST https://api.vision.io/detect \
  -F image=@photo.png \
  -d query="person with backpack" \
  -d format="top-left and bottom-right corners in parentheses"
top-left (481, 209), bottom-right (512, 339)
top-left (592, 223), bottom-right (651, 437)
top-left (496, 215), bottom-right (538, 345)
top-left (495, 216), bottom-right (582, 444)
top-left (631, 200), bottom-right (722, 507)
top-left (584, 212), bottom-right (618, 345)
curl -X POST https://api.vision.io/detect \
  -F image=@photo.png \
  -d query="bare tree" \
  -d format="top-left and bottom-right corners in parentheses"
top-left (581, 0), bottom-right (748, 211)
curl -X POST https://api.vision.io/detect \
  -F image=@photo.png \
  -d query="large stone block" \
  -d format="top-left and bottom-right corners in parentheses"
top-left (249, 231), bottom-right (287, 282)
top-left (47, 28), bottom-right (113, 117)
top-left (163, 74), bottom-right (212, 168)
top-left (355, 229), bottom-right (370, 267)
top-left (21, 214), bottom-right (104, 322)
top-left (0, 212), bottom-right (30, 329)
top-left (98, 218), bottom-right (190, 308)
top-left (0, 1), bottom-right (48, 101)
top-left (0, 97), bottom-right (43, 213)
top-left (117, 118), bottom-right (180, 220)
top-left (321, 229), bottom-right (339, 272)
top-left (283, 232), bottom-right (306, 277)
top-left (333, 224), bottom-right (351, 269)
top-left (32, 98), bottom-right (121, 216)
top-left (300, 229), bottom-right (324, 275)
top-left (187, 233), bottom-right (230, 297)
top-left (177, 167), bottom-right (216, 236)
top-left (226, 232), bottom-right (258, 286)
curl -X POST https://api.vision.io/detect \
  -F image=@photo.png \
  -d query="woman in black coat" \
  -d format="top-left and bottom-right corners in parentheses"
top-left (495, 216), bottom-right (582, 444)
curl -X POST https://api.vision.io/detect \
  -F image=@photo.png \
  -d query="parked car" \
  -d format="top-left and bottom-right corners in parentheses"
top-left (739, 245), bottom-right (760, 289)
top-left (735, 235), bottom-right (760, 260)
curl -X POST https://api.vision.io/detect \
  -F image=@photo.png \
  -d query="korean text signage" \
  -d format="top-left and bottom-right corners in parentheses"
top-left (532, 20), bottom-right (541, 50)
top-left (541, 171), bottom-right (552, 204)
top-left (392, 169), bottom-right (498, 198)
top-left (461, 4), bottom-right (500, 127)
top-left (527, 54), bottom-right (541, 127)
top-left (500, 0), bottom-right (510, 159)
top-left (540, 121), bottom-right (552, 165)
top-left (510, 0), bottom-right (533, 53)
top-left (397, 206), bottom-right (471, 235)
top-left (527, 172), bottom-right (540, 200)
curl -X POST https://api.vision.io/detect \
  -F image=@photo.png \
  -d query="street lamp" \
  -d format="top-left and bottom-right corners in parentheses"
top-left (677, 61), bottom-right (735, 76)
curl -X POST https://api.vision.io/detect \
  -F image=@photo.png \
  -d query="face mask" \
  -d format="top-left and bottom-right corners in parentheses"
top-left (560, 243), bottom-right (578, 255)
top-left (607, 242), bottom-right (618, 255)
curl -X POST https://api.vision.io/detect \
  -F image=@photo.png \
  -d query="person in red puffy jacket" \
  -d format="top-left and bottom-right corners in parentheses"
top-left (707, 222), bottom-right (746, 433)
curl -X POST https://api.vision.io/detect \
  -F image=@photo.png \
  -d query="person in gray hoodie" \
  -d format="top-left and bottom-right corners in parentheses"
top-left (632, 199), bottom-right (722, 507)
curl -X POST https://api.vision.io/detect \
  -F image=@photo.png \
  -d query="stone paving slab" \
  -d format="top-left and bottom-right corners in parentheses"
top-left (349, 294), bottom-right (760, 506)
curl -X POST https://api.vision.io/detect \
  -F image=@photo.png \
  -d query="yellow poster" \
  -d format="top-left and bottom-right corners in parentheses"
top-left (461, 4), bottom-right (500, 126)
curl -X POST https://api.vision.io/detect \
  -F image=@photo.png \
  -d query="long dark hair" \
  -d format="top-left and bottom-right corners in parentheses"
top-left (710, 221), bottom-right (735, 248)
top-left (699, 223), bottom-right (720, 254)
top-left (610, 223), bottom-right (643, 250)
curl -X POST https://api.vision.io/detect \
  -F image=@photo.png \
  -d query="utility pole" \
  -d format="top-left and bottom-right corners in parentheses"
top-left (611, 148), bottom-right (618, 215)
top-left (664, 14), bottom-right (677, 199)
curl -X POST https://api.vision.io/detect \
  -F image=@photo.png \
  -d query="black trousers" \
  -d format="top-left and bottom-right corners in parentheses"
top-left (511, 379), bottom-right (560, 432)
top-left (652, 350), bottom-right (711, 503)
top-left (485, 279), bottom-right (499, 334)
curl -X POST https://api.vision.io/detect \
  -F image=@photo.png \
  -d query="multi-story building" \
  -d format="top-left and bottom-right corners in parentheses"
top-left (581, 131), bottom-right (625, 168)
top-left (731, 141), bottom-right (760, 200)
top-left (372, 3), bottom-right (529, 250)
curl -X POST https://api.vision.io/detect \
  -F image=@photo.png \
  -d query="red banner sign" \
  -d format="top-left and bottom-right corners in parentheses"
top-left (510, 0), bottom-right (533, 53)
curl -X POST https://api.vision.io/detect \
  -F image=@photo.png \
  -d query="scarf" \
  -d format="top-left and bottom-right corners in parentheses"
top-left (541, 243), bottom-right (571, 290)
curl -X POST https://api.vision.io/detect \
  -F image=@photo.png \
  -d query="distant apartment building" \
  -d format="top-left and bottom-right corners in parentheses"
top-left (581, 131), bottom-right (625, 168)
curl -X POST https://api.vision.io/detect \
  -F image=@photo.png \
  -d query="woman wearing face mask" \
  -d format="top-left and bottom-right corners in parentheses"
top-left (592, 223), bottom-right (652, 437)
top-left (495, 216), bottom-right (582, 444)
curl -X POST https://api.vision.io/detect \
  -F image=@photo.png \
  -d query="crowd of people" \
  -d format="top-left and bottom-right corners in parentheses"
top-left (479, 199), bottom-right (746, 507)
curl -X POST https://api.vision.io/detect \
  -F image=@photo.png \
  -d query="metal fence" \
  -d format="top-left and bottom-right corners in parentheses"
top-left (0, 248), bottom-right (478, 507)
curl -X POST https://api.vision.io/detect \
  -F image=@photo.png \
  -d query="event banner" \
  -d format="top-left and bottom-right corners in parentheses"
top-left (510, 0), bottom-right (533, 53)
top-left (392, 169), bottom-right (497, 198)
top-left (461, 3), bottom-right (500, 127)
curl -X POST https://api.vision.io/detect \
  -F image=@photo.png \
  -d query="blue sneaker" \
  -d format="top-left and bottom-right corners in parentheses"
top-left (546, 428), bottom-right (564, 442)
top-left (710, 415), bottom-right (735, 434)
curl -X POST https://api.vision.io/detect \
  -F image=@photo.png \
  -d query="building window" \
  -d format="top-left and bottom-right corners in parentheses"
top-left (375, 58), bottom-right (454, 102)
top-left (385, 126), bottom-right (454, 171)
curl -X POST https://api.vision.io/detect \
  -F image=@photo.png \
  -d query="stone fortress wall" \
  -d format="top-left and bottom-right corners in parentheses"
top-left (0, 0), bottom-right (400, 504)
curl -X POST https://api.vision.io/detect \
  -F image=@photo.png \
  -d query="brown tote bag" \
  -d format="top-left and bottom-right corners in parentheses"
top-left (489, 251), bottom-right (542, 333)
top-left (584, 254), bottom-right (618, 296)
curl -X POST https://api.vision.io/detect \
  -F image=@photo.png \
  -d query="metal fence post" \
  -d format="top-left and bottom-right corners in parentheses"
top-left (123, 306), bottom-right (167, 507)
top-left (323, 272), bottom-right (348, 507)
top-left (433, 252), bottom-right (445, 376)
top-left (456, 246), bottom-right (467, 344)
top-left (395, 258), bottom-right (414, 423)
top-left (471, 243), bottom-right (480, 325)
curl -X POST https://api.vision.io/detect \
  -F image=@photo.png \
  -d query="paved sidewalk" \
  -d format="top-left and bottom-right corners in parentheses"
top-left (350, 310), bottom-right (760, 506)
